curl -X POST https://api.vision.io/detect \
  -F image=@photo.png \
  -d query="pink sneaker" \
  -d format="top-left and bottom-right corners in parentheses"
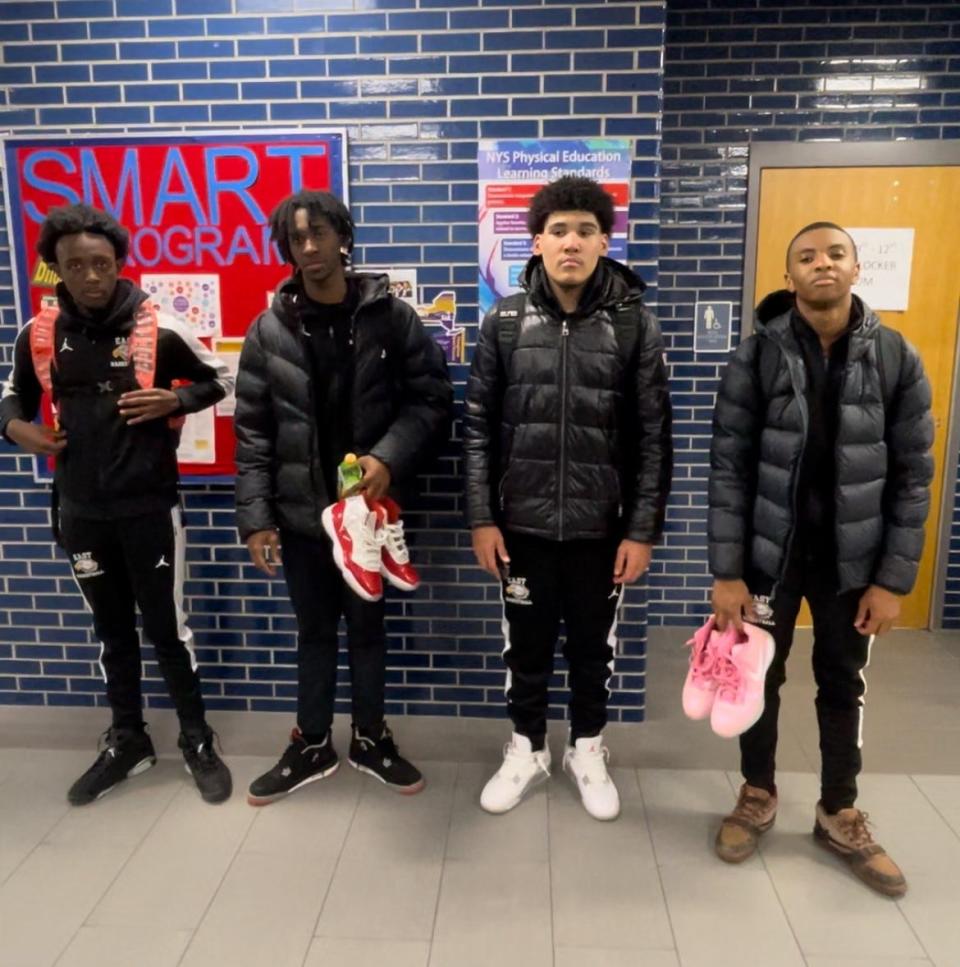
top-left (710, 622), bottom-right (776, 738)
top-left (321, 495), bottom-right (386, 602)
top-left (375, 496), bottom-right (420, 592)
top-left (682, 616), bottom-right (730, 720)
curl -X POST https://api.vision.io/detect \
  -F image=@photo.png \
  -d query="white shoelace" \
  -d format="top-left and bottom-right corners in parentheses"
top-left (382, 519), bottom-right (410, 563)
top-left (352, 511), bottom-right (387, 571)
top-left (572, 744), bottom-right (611, 785)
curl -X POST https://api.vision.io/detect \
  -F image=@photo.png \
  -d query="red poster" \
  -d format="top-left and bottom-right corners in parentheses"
top-left (2, 129), bottom-right (348, 478)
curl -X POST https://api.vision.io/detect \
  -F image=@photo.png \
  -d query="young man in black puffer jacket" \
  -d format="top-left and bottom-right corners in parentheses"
top-left (235, 190), bottom-right (452, 804)
top-left (465, 176), bottom-right (673, 821)
top-left (708, 222), bottom-right (934, 897)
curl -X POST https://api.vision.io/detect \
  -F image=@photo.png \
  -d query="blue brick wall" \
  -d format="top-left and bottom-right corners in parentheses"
top-left (652, 0), bottom-right (960, 626)
top-left (0, 1), bottom-right (664, 721)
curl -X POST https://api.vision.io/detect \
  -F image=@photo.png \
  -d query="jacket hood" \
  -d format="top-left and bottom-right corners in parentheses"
top-left (271, 270), bottom-right (391, 329)
top-left (56, 277), bottom-right (148, 334)
top-left (521, 255), bottom-right (646, 319)
top-left (753, 289), bottom-right (879, 338)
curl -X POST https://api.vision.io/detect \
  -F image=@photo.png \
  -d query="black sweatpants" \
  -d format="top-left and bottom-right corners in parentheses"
top-left (500, 531), bottom-right (622, 747)
top-left (280, 527), bottom-right (387, 737)
top-left (743, 556), bottom-right (872, 812)
top-left (60, 506), bottom-right (206, 733)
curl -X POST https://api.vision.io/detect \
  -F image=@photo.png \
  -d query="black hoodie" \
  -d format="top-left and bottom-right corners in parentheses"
top-left (0, 279), bottom-right (233, 519)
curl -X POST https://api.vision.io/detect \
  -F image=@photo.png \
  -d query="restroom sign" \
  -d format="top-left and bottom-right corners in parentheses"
top-left (694, 301), bottom-right (732, 353)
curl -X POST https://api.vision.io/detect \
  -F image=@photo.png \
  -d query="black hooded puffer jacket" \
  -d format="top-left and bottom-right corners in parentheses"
top-left (708, 290), bottom-right (934, 595)
top-left (464, 256), bottom-right (673, 543)
top-left (234, 273), bottom-right (453, 541)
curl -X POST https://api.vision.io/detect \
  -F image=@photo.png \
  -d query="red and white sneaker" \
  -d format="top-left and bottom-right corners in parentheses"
top-left (321, 495), bottom-right (386, 601)
top-left (375, 496), bottom-right (420, 592)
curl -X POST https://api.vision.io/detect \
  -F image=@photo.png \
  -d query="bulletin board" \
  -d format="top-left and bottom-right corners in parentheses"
top-left (1, 128), bottom-right (348, 479)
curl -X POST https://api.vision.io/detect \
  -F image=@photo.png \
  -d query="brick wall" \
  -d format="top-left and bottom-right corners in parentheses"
top-left (0, 0), bottom-right (664, 721)
top-left (653, 0), bottom-right (960, 625)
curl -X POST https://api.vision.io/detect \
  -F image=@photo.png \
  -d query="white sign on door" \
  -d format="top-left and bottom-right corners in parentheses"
top-left (847, 227), bottom-right (914, 312)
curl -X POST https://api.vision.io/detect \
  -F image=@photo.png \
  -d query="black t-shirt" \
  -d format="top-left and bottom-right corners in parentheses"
top-left (300, 280), bottom-right (359, 499)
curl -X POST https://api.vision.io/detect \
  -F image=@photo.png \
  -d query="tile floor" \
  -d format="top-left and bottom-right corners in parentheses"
top-left (1, 627), bottom-right (958, 967)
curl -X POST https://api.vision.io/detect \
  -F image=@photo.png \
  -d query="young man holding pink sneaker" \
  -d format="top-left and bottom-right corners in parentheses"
top-left (465, 177), bottom-right (673, 820)
top-left (234, 191), bottom-right (452, 804)
top-left (708, 222), bottom-right (933, 896)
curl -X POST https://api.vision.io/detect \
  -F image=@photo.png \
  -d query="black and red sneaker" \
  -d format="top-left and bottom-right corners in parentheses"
top-left (348, 723), bottom-right (425, 794)
top-left (247, 728), bottom-right (339, 806)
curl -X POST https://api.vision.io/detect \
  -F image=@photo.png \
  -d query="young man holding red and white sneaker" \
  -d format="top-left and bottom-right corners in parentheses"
top-left (465, 177), bottom-right (672, 820)
top-left (234, 191), bottom-right (452, 804)
top-left (708, 222), bottom-right (933, 896)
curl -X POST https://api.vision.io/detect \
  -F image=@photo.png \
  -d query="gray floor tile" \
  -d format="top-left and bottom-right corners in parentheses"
top-left (912, 774), bottom-right (960, 839)
top-left (549, 768), bottom-right (674, 950)
top-left (430, 859), bottom-right (552, 967)
top-left (305, 937), bottom-right (430, 967)
top-left (554, 949), bottom-right (679, 967)
top-left (55, 925), bottom-right (192, 967)
top-left (315, 762), bottom-right (456, 941)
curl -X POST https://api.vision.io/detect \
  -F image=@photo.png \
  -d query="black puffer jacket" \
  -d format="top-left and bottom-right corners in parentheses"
top-left (464, 256), bottom-right (672, 542)
top-left (234, 273), bottom-right (453, 541)
top-left (708, 291), bottom-right (934, 595)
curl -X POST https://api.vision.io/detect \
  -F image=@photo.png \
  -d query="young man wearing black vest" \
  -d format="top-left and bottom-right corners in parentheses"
top-left (0, 203), bottom-right (234, 805)
top-left (464, 176), bottom-right (673, 820)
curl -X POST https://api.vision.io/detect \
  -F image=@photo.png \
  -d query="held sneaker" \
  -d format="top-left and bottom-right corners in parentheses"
top-left (179, 728), bottom-right (233, 804)
top-left (710, 622), bottom-right (776, 738)
top-left (683, 615), bottom-right (725, 720)
top-left (348, 723), bottom-right (425, 794)
top-left (480, 733), bottom-right (551, 815)
top-left (715, 783), bottom-right (778, 863)
top-left (321, 495), bottom-right (386, 602)
top-left (814, 802), bottom-right (907, 897)
top-left (247, 728), bottom-right (339, 806)
top-left (562, 735), bottom-right (621, 821)
top-left (68, 726), bottom-right (157, 806)
top-left (375, 496), bottom-right (420, 591)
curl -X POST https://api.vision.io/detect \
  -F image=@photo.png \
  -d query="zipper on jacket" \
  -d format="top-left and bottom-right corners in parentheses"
top-left (776, 344), bottom-right (809, 601)
top-left (558, 317), bottom-right (570, 540)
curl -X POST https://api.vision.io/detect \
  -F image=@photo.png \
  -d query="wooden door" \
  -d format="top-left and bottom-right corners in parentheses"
top-left (752, 165), bottom-right (960, 628)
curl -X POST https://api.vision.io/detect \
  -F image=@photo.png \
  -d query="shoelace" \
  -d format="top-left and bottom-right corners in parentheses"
top-left (382, 519), bottom-right (410, 563)
top-left (353, 510), bottom-right (387, 571)
top-left (191, 732), bottom-right (223, 772)
top-left (712, 650), bottom-right (744, 702)
top-left (836, 810), bottom-right (875, 849)
top-left (733, 788), bottom-right (772, 823)
top-left (572, 743), bottom-right (611, 784)
top-left (500, 741), bottom-right (546, 776)
top-left (686, 632), bottom-right (717, 685)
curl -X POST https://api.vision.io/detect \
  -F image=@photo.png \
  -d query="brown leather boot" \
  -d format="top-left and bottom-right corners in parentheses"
top-left (715, 783), bottom-right (778, 863)
top-left (814, 803), bottom-right (907, 897)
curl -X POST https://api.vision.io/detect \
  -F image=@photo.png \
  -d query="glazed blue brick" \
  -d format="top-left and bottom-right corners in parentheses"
top-left (120, 41), bottom-right (175, 58)
top-left (241, 81), bottom-right (297, 100)
top-left (148, 18), bottom-right (204, 37)
top-left (300, 36), bottom-right (357, 55)
top-left (175, 0), bottom-right (229, 11)
top-left (389, 11), bottom-right (446, 29)
top-left (39, 107), bottom-right (93, 124)
top-left (212, 103), bottom-right (268, 121)
top-left (66, 85), bottom-right (122, 104)
top-left (512, 52), bottom-right (569, 72)
top-left (96, 106), bottom-right (151, 124)
top-left (330, 58), bottom-right (386, 77)
top-left (4, 43), bottom-right (58, 62)
top-left (1, 1), bottom-right (54, 16)
top-left (513, 96), bottom-right (570, 115)
top-left (183, 82), bottom-right (238, 101)
top-left (423, 32), bottom-right (481, 52)
top-left (32, 21), bottom-right (87, 40)
top-left (484, 30), bottom-right (544, 51)
top-left (390, 99), bottom-right (447, 118)
top-left (154, 104), bottom-right (210, 123)
top-left (56, 0), bottom-right (112, 15)
top-left (240, 38), bottom-right (294, 56)
top-left (208, 17), bottom-right (264, 35)
top-left (151, 62), bottom-right (206, 79)
top-left (387, 56), bottom-right (447, 75)
top-left (94, 63), bottom-right (148, 82)
top-left (211, 61), bottom-right (267, 79)
top-left (0, 66), bottom-right (31, 83)
top-left (544, 117), bottom-right (601, 136)
top-left (10, 87), bottom-right (64, 105)
top-left (91, 20), bottom-right (146, 38)
top-left (178, 39), bottom-right (235, 58)
top-left (266, 15), bottom-right (326, 33)
top-left (60, 41), bottom-right (116, 61)
top-left (360, 34), bottom-right (418, 54)
top-left (301, 79), bottom-right (358, 98)
top-left (270, 102), bottom-right (328, 120)
top-left (448, 54), bottom-right (508, 73)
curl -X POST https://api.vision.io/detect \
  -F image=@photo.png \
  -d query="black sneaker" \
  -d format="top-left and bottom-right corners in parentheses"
top-left (68, 726), bottom-right (157, 806)
top-left (348, 723), bottom-right (425, 794)
top-left (179, 728), bottom-right (233, 804)
top-left (247, 728), bottom-right (339, 806)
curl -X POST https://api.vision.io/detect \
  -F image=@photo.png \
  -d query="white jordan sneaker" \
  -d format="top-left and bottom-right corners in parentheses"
top-left (480, 733), bottom-right (551, 814)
